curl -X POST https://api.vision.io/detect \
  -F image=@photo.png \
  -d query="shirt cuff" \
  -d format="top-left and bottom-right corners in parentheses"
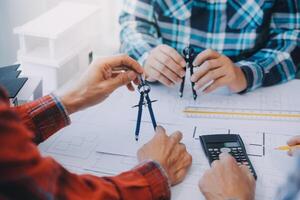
top-left (133, 161), bottom-right (171, 200)
top-left (21, 94), bottom-right (71, 143)
top-left (236, 61), bottom-right (264, 93)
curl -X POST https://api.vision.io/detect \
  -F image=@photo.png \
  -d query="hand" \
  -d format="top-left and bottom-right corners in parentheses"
top-left (137, 126), bottom-right (192, 185)
top-left (144, 44), bottom-right (186, 86)
top-left (287, 136), bottom-right (300, 156)
top-left (191, 49), bottom-right (247, 93)
top-left (199, 153), bottom-right (255, 200)
top-left (61, 54), bottom-right (144, 114)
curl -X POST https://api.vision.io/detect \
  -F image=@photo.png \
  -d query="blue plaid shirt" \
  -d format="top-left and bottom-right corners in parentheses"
top-left (119, 0), bottom-right (300, 92)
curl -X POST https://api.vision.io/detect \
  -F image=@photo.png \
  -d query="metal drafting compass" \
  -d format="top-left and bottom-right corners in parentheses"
top-left (133, 76), bottom-right (157, 141)
top-left (179, 47), bottom-right (197, 100)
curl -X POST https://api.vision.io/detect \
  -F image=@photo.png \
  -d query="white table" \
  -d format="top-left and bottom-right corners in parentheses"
top-left (39, 80), bottom-right (300, 200)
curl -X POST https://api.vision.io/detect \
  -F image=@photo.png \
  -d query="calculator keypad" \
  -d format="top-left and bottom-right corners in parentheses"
top-left (208, 147), bottom-right (255, 177)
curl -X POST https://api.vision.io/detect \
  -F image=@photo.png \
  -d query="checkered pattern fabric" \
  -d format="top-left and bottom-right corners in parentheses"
top-left (120, 0), bottom-right (300, 92)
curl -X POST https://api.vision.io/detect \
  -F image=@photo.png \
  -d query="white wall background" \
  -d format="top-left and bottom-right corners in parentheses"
top-left (0, 0), bottom-right (123, 66)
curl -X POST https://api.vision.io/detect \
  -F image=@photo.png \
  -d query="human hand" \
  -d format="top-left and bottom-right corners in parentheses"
top-left (144, 44), bottom-right (186, 86)
top-left (60, 54), bottom-right (144, 114)
top-left (137, 126), bottom-right (192, 185)
top-left (199, 153), bottom-right (255, 200)
top-left (191, 49), bottom-right (247, 93)
top-left (287, 136), bottom-right (300, 156)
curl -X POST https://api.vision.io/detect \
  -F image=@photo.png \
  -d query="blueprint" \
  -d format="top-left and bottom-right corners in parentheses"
top-left (39, 80), bottom-right (300, 200)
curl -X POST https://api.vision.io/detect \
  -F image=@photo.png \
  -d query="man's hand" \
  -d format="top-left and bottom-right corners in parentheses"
top-left (144, 44), bottom-right (186, 86)
top-left (199, 153), bottom-right (255, 200)
top-left (287, 136), bottom-right (300, 156)
top-left (191, 49), bottom-right (247, 93)
top-left (61, 54), bottom-right (144, 114)
top-left (137, 126), bottom-right (192, 185)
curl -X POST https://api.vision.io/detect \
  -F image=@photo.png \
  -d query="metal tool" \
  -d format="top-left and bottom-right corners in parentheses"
top-left (179, 47), bottom-right (197, 100)
top-left (133, 75), bottom-right (157, 141)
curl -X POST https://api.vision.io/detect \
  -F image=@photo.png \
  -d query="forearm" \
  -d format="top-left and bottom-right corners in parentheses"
top-left (2, 97), bottom-right (170, 200)
top-left (14, 94), bottom-right (70, 144)
top-left (236, 30), bottom-right (300, 92)
top-left (119, 0), bottom-right (161, 65)
top-left (236, 0), bottom-right (300, 92)
top-left (2, 156), bottom-right (170, 200)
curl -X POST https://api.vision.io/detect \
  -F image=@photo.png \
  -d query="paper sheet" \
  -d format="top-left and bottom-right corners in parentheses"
top-left (39, 80), bottom-right (300, 200)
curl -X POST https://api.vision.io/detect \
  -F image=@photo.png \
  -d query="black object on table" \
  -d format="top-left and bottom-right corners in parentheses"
top-left (0, 70), bottom-right (21, 80)
top-left (133, 76), bottom-right (157, 141)
top-left (0, 78), bottom-right (28, 98)
top-left (0, 64), bottom-right (27, 100)
top-left (179, 47), bottom-right (197, 100)
top-left (0, 64), bottom-right (20, 74)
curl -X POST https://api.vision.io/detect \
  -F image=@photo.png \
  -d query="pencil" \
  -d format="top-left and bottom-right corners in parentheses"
top-left (275, 145), bottom-right (300, 151)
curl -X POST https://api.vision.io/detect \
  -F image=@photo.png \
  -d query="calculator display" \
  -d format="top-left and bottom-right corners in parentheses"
top-left (224, 142), bottom-right (240, 148)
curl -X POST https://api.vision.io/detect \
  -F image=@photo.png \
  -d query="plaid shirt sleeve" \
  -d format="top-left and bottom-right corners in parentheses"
top-left (0, 88), bottom-right (170, 200)
top-left (119, 0), bottom-right (161, 65)
top-left (14, 94), bottom-right (71, 144)
top-left (236, 0), bottom-right (300, 92)
top-left (120, 0), bottom-right (300, 93)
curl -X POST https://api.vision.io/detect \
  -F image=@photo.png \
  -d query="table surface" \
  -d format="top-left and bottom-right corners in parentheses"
top-left (39, 78), bottom-right (300, 200)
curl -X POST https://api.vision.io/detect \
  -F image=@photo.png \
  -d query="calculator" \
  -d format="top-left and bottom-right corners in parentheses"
top-left (200, 134), bottom-right (257, 180)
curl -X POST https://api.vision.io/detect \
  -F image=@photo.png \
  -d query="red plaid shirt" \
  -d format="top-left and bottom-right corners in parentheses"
top-left (0, 88), bottom-right (170, 200)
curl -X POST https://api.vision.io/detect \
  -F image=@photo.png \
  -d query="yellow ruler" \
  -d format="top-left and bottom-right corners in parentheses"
top-left (183, 106), bottom-right (300, 121)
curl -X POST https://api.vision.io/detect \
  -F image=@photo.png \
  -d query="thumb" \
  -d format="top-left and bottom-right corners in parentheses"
top-left (107, 71), bottom-right (137, 91)
top-left (287, 136), bottom-right (300, 146)
top-left (155, 125), bottom-right (166, 134)
top-left (154, 126), bottom-right (167, 139)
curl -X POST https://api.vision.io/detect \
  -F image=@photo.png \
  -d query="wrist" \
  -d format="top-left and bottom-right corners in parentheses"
top-left (133, 160), bottom-right (171, 199)
top-left (150, 160), bottom-right (171, 186)
top-left (230, 67), bottom-right (247, 93)
top-left (60, 90), bottom-right (83, 115)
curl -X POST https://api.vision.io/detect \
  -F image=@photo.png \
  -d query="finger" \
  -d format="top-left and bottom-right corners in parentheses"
top-left (171, 143), bottom-right (188, 165)
top-left (147, 67), bottom-right (174, 86)
top-left (151, 58), bottom-right (182, 83)
top-left (288, 147), bottom-right (300, 156)
top-left (240, 165), bottom-right (255, 182)
top-left (240, 165), bottom-right (251, 175)
top-left (104, 54), bottom-right (144, 74)
top-left (126, 82), bottom-right (135, 91)
top-left (288, 149), bottom-right (294, 156)
top-left (168, 144), bottom-right (185, 167)
top-left (157, 50), bottom-right (186, 78)
top-left (106, 71), bottom-right (137, 92)
top-left (173, 168), bottom-right (189, 185)
top-left (211, 160), bottom-right (220, 169)
top-left (153, 126), bottom-right (168, 142)
top-left (172, 153), bottom-right (192, 173)
top-left (169, 131), bottom-right (183, 144)
top-left (219, 152), bottom-right (237, 165)
top-left (193, 49), bottom-right (221, 66)
top-left (159, 45), bottom-right (186, 67)
top-left (203, 76), bottom-right (227, 94)
top-left (194, 67), bottom-right (225, 90)
top-left (155, 125), bottom-right (166, 134)
top-left (191, 59), bottom-right (221, 82)
top-left (133, 76), bottom-right (140, 85)
top-left (287, 136), bottom-right (300, 146)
